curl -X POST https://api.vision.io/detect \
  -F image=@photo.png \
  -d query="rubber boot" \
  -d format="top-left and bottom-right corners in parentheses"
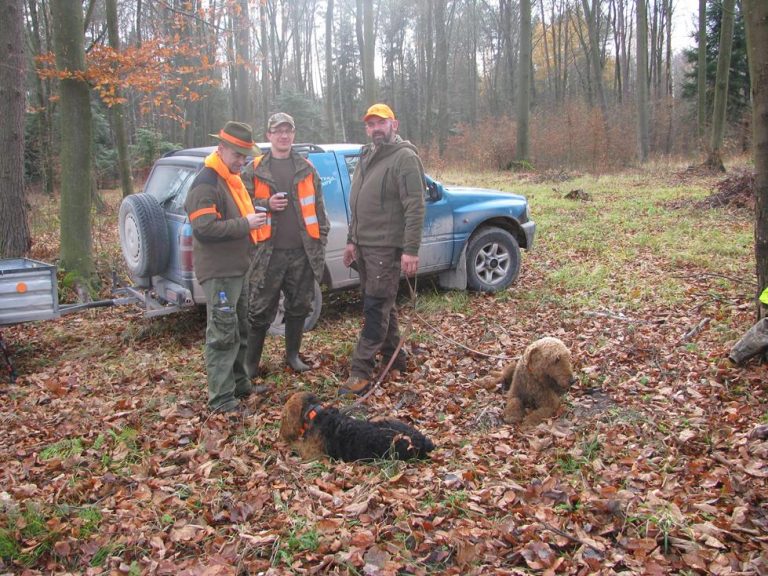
top-left (245, 327), bottom-right (268, 379)
top-left (285, 318), bottom-right (310, 372)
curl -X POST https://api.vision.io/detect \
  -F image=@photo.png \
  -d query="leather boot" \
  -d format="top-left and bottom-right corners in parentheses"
top-left (285, 318), bottom-right (310, 372)
top-left (245, 327), bottom-right (268, 379)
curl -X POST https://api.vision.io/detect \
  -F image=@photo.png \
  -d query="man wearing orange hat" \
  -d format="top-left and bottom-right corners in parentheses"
top-left (185, 121), bottom-right (266, 415)
top-left (341, 103), bottom-right (426, 395)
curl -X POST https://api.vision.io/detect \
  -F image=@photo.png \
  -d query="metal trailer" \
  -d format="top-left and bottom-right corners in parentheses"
top-left (0, 258), bottom-right (136, 382)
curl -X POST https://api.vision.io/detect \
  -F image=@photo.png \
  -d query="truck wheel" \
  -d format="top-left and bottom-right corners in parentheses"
top-left (119, 194), bottom-right (169, 282)
top-left (465, 227), bottom-right (521, 292)
top-left (268, 281), bottom-right (323, 336)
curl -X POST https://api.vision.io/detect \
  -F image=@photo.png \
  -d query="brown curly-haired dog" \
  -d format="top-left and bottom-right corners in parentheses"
top-left (500, 337), bottom-right (577, 427)
top-left (279, 392), bottom-right (434, 462)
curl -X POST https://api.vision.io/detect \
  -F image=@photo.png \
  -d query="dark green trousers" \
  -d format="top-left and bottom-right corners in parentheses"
top-left (201, 275), bottom-right (251, 412)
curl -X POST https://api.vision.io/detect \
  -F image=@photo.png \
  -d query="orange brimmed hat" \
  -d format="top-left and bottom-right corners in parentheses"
top-left (363, 103), bottom-right (396, 121)
top-left (210, 121), bottom-right (259, 155)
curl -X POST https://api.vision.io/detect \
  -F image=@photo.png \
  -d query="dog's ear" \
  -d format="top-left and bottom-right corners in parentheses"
top-left (525, 346), bottom-right (545, 375)
top-left (280, 393), bottom-right (309, 442)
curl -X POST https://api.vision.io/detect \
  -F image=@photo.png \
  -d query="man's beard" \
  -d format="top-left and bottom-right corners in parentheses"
top-left (371, 128), bottom-right (392, 145)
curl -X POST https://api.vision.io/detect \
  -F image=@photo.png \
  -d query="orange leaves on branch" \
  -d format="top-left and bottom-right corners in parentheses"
top-left (35, 37), bottom-right (222, 124)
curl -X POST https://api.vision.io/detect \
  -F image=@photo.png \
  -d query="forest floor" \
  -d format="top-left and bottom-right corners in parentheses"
top-left (1, 161), bottom-right (766, 575)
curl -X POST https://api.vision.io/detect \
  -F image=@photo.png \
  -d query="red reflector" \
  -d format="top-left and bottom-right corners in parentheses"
top-left (181, 234), bottom-right (194, 272)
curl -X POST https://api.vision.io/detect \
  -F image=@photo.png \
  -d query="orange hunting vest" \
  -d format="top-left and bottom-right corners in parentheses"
top-left (251, 156), bottom-right (320, 241)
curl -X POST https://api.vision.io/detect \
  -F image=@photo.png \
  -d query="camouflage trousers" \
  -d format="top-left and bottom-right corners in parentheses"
top-left (349, 245), bottom-right (407, 379)
top-left (201, 275), bottom-right (251, 412)
top-left (248, 248), bottom-right (314, 330)
top-left (729, 318), bottom-right (768, 364)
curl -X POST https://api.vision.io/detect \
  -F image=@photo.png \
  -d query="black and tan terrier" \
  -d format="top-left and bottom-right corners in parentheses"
top-left (279, 391), bottom-right (435, 462)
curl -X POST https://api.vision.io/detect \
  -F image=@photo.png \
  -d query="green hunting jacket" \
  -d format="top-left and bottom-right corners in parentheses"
top-left (347, 135), bottom-right (426, 256)
top-left (184, 167), bottom-right (254, 284)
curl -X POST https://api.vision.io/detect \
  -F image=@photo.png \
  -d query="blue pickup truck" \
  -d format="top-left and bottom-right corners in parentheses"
top-left (118, 144), bottom-right (535, 332)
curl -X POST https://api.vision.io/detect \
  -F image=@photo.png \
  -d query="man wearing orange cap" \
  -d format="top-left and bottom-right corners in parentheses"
top-left (185, 121), bottom-right (266, 415)
top-left (341, 103), bottom-right (426, 395)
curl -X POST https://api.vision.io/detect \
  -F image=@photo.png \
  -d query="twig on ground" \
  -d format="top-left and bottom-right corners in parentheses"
top-left (672, 272), bottom-right (757, 288)
top-left (539, 521), bottom-right (604, 553)
top-left (678, 317), bottom-right (711, 344)
top-left (414, 310), bottom-right (511, 360)
top-left (584, 310), bottom-right (641, 322)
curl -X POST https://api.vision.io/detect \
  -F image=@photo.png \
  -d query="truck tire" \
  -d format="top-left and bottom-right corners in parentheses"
top-left (465, 227), bottom-right (521, 292)
top-left (268, 281), bottom-right (323, 336)
top-left (119, 194), bottom-right (169, 282)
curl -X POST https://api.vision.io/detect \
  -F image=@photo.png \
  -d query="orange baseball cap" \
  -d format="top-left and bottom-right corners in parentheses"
top-left (363, 103), bottom-right (396, 121)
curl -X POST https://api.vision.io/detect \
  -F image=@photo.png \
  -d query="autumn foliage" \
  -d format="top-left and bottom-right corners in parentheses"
top-left (36, 37), bottom-right (221, 125)
top-left (1, 168), bottom-right (766, 574)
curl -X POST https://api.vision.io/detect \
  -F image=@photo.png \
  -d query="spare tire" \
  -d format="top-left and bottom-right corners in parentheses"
top-left (119, 194), bottom-right (169, 282)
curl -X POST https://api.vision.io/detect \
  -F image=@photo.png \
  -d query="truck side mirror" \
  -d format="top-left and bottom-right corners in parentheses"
top-left (426, 179), bottom-right (441, 201)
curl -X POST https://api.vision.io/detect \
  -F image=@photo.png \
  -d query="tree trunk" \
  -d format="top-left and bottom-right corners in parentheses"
top-left (291, 1), bottom-right (305, 93)
top-left (517, 0), bottom-right (532, 163)
top-left (420, 0), bottom-right (434, 142)
top-left (362, 0), bottom-right (376, 105)
top-left (325, 0), bottom-right (336, 141)
top-left (706, 0), bottom-right (736, 172)
top-left (468, 0), bottom-right (478, 124)
top-left (51, 0), bottom-right (94, 281)
top-left (663, 0), bottom-right (673, 154)
top-left (637, 0), bottom-right (650, 162)
top-left (106, 0), bottom-right (134, 198)
top-left (743, 0), bottom-right (768, 319)
top-left (26, 0), bottom-right (55, 197)
top-left (232, 0), bottom-right (252, 124)
top-left (135, 0), bottom-right (142, 46)
top-left (581, 0), bottom-right (608, 121)
top-left (697, 0), bottom-right (707, 141)
top-left (434, 0), bottom-right (448, 155)
top-left (260, 0), bottom-right (271, 131)
top-left (0, 0), bottom-right (31, 257)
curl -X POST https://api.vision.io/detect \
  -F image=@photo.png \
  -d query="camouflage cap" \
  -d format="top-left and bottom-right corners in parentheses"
top-left (267, 112), bottom-right (296, 132)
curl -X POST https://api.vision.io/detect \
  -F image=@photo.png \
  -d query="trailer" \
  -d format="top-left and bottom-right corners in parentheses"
top-left (0, 258), bottom-right (136, 382)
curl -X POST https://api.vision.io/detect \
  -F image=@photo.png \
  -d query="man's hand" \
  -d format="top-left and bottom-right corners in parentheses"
top-left (343, 243), bottom-right (357, 268)
top-left (401, 253), bottom-right (419, 277)
top-left (269, 192), bottom-right (289, 212)
top-left (246, 212), bottom-right (267, 229)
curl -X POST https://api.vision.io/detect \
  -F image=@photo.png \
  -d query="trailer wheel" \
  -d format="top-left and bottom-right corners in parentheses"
top-left (119, 194), bottom-right (169, 282)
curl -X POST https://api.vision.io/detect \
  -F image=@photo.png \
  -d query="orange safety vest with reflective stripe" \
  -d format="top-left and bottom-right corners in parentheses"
top-left (251, 156), bottom-right (321, 241)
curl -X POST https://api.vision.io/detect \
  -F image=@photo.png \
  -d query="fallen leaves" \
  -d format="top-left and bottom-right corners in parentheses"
top-left (2, 184), bottom-right (767, 574)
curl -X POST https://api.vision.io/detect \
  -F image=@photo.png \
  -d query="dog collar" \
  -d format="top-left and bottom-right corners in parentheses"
top-left (298, 403), bottom-right (322, 438)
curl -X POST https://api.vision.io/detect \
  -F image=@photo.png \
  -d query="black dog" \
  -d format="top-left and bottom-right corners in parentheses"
top-left (279, 392), bottom-right (434, 462)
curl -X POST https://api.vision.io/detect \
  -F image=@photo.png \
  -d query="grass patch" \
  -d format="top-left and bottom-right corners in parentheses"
top-left (556, 435), bottom-right (603, 474)
top-left (40, 438), bottom-right (84, 460)
top-left (414, 289), bottom-right (472, 315)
